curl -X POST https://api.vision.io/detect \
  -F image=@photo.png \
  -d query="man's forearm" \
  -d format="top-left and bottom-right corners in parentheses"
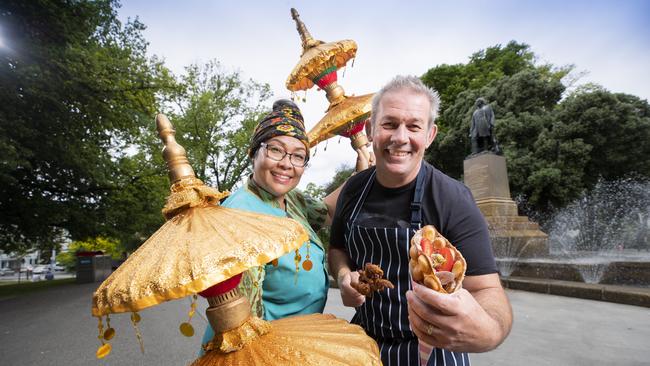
top-left (323, 182), bottom-right (345, 226)
top-left (472, 285), bottom-right (513, 351)
top-left (328, 247), bottom-right (353, 281)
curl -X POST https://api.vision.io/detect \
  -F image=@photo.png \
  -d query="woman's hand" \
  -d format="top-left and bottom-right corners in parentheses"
top-left (355, 146), bottom-right (375, 172)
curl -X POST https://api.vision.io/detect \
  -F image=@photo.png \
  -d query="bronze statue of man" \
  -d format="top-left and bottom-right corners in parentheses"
top-left (469, 97), bottom-right (499, 154)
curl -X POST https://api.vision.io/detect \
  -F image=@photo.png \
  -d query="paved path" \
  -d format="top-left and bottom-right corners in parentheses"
top-left (1, 285), bottom-right (648, 365)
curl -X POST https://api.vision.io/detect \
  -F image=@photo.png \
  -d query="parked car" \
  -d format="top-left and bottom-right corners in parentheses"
top-left (32, 265), bottom-right (48, 274)
top-left (54, 263), bottom-right (65, 272)
top-left (0, 268), bottom-right (14, 276)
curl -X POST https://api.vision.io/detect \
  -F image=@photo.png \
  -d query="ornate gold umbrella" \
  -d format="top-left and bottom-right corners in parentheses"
top-left (91, 114), bottom-right (381, 365)
top-left (192, 314), bottom-right (380, 366)
top-left (286, 8), bottom-right (374, 158)
top-left (286, 8), bottom-right (357, 95)
top-left (92, 114), bottom-right (309, 356)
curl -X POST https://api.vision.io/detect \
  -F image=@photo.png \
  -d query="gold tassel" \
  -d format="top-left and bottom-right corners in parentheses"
top-left (302, 241), bottom-right (313, 271)
top-left (180, 294), bottom-right (198, 337)
top-left (104, 314), bottom-right (115, 340)
top-left (130, 312), bottom-right (145, 354)
top-left (294, 248), bottom-right (302, 285)
top-left (95, 316), bottom-right (112, 359)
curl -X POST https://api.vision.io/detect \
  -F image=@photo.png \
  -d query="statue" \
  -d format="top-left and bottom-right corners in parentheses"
top-left (469, 97), bottom-right (500, 155)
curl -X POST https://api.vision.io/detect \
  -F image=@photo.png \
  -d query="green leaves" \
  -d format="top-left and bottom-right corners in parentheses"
top-left (0, 0), bottom-right (172, 253)
top-left (166, 60), bottom-right (271, 192)
top-left (421, 41), bottom-right (650, 217)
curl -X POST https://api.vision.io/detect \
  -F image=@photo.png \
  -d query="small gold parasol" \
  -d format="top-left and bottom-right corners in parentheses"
top-left (306, 92), bottom-right (374, 149)
top-left (91, 114), bottom-right (381, 365)
top-left (286, 8), bottom-right (375, 157)
top-left (286, 8), bottom-right (357, 95)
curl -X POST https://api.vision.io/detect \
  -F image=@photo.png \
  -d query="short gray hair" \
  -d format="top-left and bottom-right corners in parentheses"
top-left (370, 75), bottom-right (441, 129)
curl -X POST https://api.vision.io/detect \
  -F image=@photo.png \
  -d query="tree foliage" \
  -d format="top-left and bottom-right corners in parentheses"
top-left (166, 60), bottom-right (271, 192)
top-left (322, 164), bottom-right (354, 195)
top-left (0, 0), bottom-right (173, 252)
top-left (421, 41), bottom-right (650, 216)
top-left (56, 236), bottom-right (124, 270)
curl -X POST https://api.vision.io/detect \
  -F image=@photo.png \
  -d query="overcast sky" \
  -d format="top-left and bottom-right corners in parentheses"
top-left (118, 0), bottom-right (650, 188)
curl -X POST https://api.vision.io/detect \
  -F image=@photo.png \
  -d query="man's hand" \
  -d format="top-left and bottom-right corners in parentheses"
top-left (406, 280), bottom-right (509, 353)
top-left (338, 270), bottom-right (366, 307)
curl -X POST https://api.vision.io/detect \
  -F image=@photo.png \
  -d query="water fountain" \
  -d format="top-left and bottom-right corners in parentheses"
top-left (495, 179), bottom-right (650, 287)
top-left (464, 152), bottom-right (650, 293)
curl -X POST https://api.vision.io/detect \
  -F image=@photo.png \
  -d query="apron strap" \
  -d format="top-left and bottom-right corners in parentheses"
top-left (350, 169), bottom-right (377, 224)
top-left (410, 164), bottom-right (427, 228)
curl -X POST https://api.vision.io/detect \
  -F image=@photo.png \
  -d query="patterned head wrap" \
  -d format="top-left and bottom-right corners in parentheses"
top-left (248, 99), bottom-right (310, 158)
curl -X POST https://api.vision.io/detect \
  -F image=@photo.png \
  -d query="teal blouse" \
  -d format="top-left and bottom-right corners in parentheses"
top-left (200, 178), bottom-right (329, 352)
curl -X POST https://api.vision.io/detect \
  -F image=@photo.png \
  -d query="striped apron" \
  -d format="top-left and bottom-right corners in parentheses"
top-left (344, 166), bottom-right (471, 366)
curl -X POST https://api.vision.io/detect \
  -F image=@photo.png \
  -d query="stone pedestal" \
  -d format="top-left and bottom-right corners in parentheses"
top-left (464, 153), bottom-right (548, 258)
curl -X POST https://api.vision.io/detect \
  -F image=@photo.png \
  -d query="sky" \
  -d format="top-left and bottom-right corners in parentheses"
top-left (118, 0), bottom-right (650, 188)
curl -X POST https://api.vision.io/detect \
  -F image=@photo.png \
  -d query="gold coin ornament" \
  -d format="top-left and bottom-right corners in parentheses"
top-left (180, 322), bottom-right (195, 337)
top-left (131, 312), bottom-right (141, 323)
top-left (103, 327), bottom-right (115, 341)
top-left (96, 343), bottom-right (112, 359)
top-left (302, 259), bottom-right (313, 271)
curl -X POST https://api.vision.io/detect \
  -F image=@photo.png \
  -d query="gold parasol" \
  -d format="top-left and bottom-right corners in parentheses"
top-left (91, 114), bottom-right (381, 365)
top-left (286, 8), bottom-right (356, 95)
top-left (286, 8), bottom-right (375, 157)
top-left (91, 114), bottom-right (309, 355)
top-left (306, 92), bottom-right (374, 149)
top-left (192, 314), bottom-right (381, 366)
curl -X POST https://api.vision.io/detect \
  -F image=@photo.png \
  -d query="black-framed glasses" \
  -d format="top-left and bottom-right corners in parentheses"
top-left (260, 142), bottom-right (309, 167)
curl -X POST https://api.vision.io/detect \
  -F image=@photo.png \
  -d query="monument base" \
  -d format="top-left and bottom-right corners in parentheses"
top-left (484, 215), bottom-right (549, 258)
top-left (464, 153), bottom-right (549, 259)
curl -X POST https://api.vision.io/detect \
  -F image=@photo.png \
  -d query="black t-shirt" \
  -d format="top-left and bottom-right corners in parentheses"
top-left (330, 162), bottom-right (497, 276)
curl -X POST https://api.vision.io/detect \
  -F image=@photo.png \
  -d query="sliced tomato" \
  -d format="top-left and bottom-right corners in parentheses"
top-left (420, 237), bottom-right (434, 256)
top-left (434, 247), bottom-right (454, 272)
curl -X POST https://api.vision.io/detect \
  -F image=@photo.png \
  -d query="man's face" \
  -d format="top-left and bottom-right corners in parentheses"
top-left (368, 89), bottom-right (437, 188)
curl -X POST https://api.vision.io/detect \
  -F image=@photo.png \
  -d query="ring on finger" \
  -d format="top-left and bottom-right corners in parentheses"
top-left (425, 323), bottom-right (435, 336)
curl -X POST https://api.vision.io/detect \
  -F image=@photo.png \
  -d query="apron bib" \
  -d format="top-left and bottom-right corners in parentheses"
top-left (344, 166), bottom-right (470, 366)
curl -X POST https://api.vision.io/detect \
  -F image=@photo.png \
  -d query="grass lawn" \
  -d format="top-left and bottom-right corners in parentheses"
top-left (0, 278), bottom-right (76, 298)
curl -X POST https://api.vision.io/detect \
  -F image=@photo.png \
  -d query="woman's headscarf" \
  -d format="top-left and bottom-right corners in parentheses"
top-left (248, 99), bottom-right (310, 158)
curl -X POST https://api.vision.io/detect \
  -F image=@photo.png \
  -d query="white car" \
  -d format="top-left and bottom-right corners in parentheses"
top-left (32, 265), bottom-right (49, 274)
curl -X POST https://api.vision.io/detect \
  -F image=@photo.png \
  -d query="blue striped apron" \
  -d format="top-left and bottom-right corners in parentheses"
top-left (345, 165), bottom-right (470, 366)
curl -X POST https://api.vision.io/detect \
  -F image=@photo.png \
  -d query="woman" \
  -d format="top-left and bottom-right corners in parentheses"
top-left (200, 99), bottom-right (368, 350)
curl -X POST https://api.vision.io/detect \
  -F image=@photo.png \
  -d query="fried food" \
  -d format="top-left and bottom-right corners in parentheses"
top-left (351, 263), bottom-right (394, 298)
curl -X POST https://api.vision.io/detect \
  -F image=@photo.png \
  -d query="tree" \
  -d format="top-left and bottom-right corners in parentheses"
top-left (422, 41), bottom-right (541, 118)
top-left (56, 236), bottom-right (124, 270)
top-left (421, 42), bottom-right (650, 216)
top-left (304, 182), bottom-right (326, 201)
top-left (0, 0), bottom-right (173, 252)
top-left (166, 60), bottom-right (271, 192)
top-left (422, 41), bottom-right (570, 179)
top-left (553, 88), bottom-right (650, 187)
top-left (427, 69), bottom-right (566, 180)
top-left (322, 164), bottom-right (354, 195)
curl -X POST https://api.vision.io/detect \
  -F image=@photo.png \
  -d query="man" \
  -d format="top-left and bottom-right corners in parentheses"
top-left (469, 97), bottom-right (498, 154)
top-left (328, 76), bottom-right (512, 365)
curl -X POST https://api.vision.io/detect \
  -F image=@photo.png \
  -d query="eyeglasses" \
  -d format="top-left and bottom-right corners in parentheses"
top-left (260, 142), bottom-right (309, 167)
